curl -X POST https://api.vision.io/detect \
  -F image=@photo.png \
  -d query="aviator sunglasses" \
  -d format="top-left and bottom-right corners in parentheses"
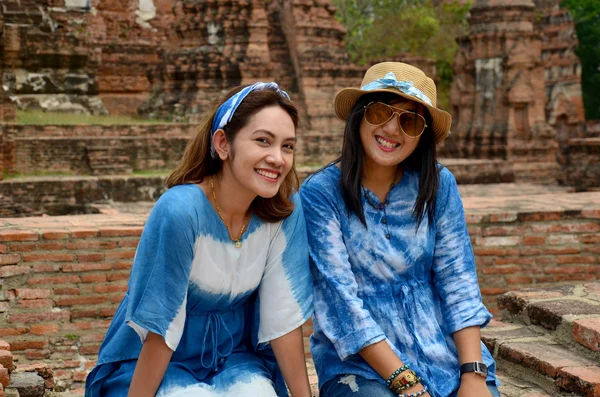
top-left (363, 102), bottom-right (428, 138)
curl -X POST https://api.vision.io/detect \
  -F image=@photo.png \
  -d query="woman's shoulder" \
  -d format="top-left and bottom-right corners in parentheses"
top-left (300, 163), bottom-right (341, 194)
top-left (152, 184), bottom-right (207, 220)
top-left (436, 165), bottom-right (458, 192)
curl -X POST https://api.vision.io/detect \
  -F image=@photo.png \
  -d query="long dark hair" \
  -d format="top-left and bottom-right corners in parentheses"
top-left (339, 92), bottom-right (440, 229)
top-left (166, 85), bottom-right (300, 222)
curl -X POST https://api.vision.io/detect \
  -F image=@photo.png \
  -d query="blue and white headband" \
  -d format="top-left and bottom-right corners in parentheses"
top-left (360, 72), bottom-right (433, 106)
top-left (210, 82), bottom-right (290, 158)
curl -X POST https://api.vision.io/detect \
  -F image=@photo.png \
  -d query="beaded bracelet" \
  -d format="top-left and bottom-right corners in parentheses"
top-left (386, 364), bottom-right (410, 385)
top-left (392, 376), bottom-right (421, 393)
top-left (397, 385), bottom-right (428, 397)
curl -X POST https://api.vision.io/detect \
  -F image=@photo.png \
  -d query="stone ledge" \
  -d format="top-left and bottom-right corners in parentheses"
top-left (484, 282), bottom-right (600, 396)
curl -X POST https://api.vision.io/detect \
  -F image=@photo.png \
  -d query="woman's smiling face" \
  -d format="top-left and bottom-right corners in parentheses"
top-left (226, 105), bottom-right (296, 199)
top-left (359, 98), bottom-right (423, 169)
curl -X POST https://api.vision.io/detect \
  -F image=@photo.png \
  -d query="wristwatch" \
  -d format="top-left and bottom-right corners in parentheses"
top-left (459, 361), bottom-right (488, 378)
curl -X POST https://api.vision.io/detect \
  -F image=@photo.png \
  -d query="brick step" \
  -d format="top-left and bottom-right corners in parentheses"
top-left (483, 320), bottom-right (600, 396)
top-left (498, 283), bottom-right (600, 352)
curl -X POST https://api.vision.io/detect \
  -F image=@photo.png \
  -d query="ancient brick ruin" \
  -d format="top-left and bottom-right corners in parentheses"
top-left (0, 0), bottom-right (599, 396)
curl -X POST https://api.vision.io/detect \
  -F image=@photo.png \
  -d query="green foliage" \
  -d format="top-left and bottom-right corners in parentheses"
top-left (332, 0), bottom-right (470, 110)
top-left (561, 0), bottom-right (600, 119)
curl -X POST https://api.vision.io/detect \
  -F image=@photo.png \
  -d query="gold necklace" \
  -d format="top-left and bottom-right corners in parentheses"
top-left (210, 178), bottom-right (249, 248)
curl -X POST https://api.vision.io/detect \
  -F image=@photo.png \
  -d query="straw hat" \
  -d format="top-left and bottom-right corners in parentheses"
top-left (334, 62), bottom-right (452, 143)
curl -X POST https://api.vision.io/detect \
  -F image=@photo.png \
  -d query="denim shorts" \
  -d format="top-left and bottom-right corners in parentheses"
top-left (321, 374), bottom-right (501, 397)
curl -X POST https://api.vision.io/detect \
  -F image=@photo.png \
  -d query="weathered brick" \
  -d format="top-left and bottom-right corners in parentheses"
top-left (477, 236), bottom-right (521, 246)
top-left (93, 284), bottom-right (127, 294)
top-left (15, 288), bottom-right (51, 300)
top-left (0, 231), bottom-right (38, 242)
top-left (556, 255), bottom-right (596, 264)
top-left (70, 229), bottom-right (99, 238)
top-left (53, 287), bottom-right (80, 295)
top-left (481, 265), bottom-right (521, 275)
top-left (524, 236), bottom-right (547, 245)
top-left (8, 311), bottom-right (70, 324)
top-left (29, 324), bottom-right (60, 335)
top-left (556, 366), bottom-right (600, 397)
top-left (105, 250), bottom-right (135, 260)
top-left (81, 274), bottom-right (107, 283)
top-left (76, 253), bottom-right (103, 262)
top-left (22, 253), bottom-right (75, 262)
top-left (56, 296), bottom-right (107, 306)
top-left (0, 265), bottom-right (30, 277)
top-left (28, 275), bottom-right (81, 285)
top-left (0, 328), bottom-right (27, 337)
top-left (0, 351), bottom-right (13, 372)
top-left (0, 366), bottom-right (8, 388)
top-left (0, 342), bottom-right (9, 352)
top-left (62, 262), bottom-right (113, 272)
top-left (17, 299), bottom-right (53, 309)
top-left (41, 230), bottom-right (69, 240)
top-left (548, 234), bottom-right (580, 245)
top-left (9, 243), bottom-right (37, 252)
top-left (0, 254), bottom-right (21, 265)
top-left (99, 227), bottom-right (142, 237)
top-left (573, 317), bottom-right (600, 352)
top-left (107, 272), bottom-right (129, 281)
top-left (37, 242), bottom-right (65, 251)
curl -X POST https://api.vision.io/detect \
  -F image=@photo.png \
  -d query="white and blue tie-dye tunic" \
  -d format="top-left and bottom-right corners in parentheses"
top-left (300, 165), bottom-right (498, 397)
top-left (85, 184), bottom-right (313, 397)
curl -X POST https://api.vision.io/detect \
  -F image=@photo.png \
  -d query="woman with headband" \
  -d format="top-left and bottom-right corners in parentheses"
top-left (300, 63), bottom-right (499, 397)
top-left (85, 83), bottom-right (313, 397)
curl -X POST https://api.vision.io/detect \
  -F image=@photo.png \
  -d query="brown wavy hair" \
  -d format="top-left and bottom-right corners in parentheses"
top-left (166, 85), bottom-right (300, 222)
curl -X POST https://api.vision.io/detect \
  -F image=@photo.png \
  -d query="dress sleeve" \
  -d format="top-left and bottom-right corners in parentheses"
top-left (300, 178), bottom-right (386, 361)
top-left (125, 191), bottom-right (196, 351)
top-left (257, 194), bottom-right (313, 345)
top-left (432, 169), bottom-right (492, 334)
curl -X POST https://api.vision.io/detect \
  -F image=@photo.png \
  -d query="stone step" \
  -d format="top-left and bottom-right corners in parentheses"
top-left (496, 371), bottom-right (556, 397)
top-left (498, 283), bottom-right (600, 352)
top-left (483, 323), bottom-right (600, 395)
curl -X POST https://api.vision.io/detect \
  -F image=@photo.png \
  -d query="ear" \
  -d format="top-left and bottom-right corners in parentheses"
top-left (212, 129), bottom-right (230, 160)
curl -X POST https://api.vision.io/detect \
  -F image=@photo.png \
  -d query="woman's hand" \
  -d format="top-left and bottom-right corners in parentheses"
top-left (456, 373), bottom-right (492, 397)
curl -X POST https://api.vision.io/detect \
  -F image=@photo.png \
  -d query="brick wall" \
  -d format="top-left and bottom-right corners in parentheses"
top-left (468, 206), bottom-right (600, 314)
top-left (2, 124), bottom-right (197, 176)
top-left (0, 199), bottom-right (599, 389)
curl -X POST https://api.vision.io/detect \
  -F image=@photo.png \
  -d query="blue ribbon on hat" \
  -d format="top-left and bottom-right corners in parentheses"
top-left (211, 82), bottom-right (290, 158)
top-left (361, 72), bottom-right (433, 106)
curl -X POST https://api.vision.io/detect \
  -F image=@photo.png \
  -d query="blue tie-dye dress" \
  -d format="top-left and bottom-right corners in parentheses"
top-left (299, 164), bottom-right (498, 397)
top-left (85, 184), bottom-right (313, 397)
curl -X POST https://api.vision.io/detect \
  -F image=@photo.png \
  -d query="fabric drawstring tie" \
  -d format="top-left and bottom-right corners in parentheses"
top-left (200, 312), bottom-right (234, 370)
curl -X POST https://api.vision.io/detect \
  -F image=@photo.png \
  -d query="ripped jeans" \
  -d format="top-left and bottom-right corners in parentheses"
top-left (321, 374), bottom-right (501, 397)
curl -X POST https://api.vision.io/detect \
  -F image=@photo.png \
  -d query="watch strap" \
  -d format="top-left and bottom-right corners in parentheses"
top-left (459, 361), bottom-right (488, 378)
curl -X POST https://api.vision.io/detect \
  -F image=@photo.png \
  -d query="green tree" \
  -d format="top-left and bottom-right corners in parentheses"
top-left (332, 0), bottom-right (470, 110)
top-left (561, 0), bottom-right (600, 119)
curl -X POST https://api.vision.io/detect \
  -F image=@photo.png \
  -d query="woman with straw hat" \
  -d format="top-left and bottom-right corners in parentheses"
top-left (85, 83), bottom-right (313, 397)
top-left (300, 62), bottom-right (500, 397)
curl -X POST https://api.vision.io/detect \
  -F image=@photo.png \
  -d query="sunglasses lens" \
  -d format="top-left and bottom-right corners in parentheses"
top-left (399, 112), bottom-right (425, 137)
top-left (365, 103), bottom-right (393, 125)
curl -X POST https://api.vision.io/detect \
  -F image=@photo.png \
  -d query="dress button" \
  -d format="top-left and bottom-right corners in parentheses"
top-left (379, 203), bottom-right (385, 210)
top-left (385, 234), bottom-right (390, 239)
top-left (382, 218), bottom-right (387, 224)
top-left (218, 357), bottom-right (226, 366)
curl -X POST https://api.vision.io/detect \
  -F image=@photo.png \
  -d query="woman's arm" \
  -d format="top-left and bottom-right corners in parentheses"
top-left (127, 332), bottom-right (174, 397)
top-left (359, 341), bottom-right (430, 396)
top-left (453, 326), bottom-right (491, 397)
top-left (270, 327), bottom-right (312, 397)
